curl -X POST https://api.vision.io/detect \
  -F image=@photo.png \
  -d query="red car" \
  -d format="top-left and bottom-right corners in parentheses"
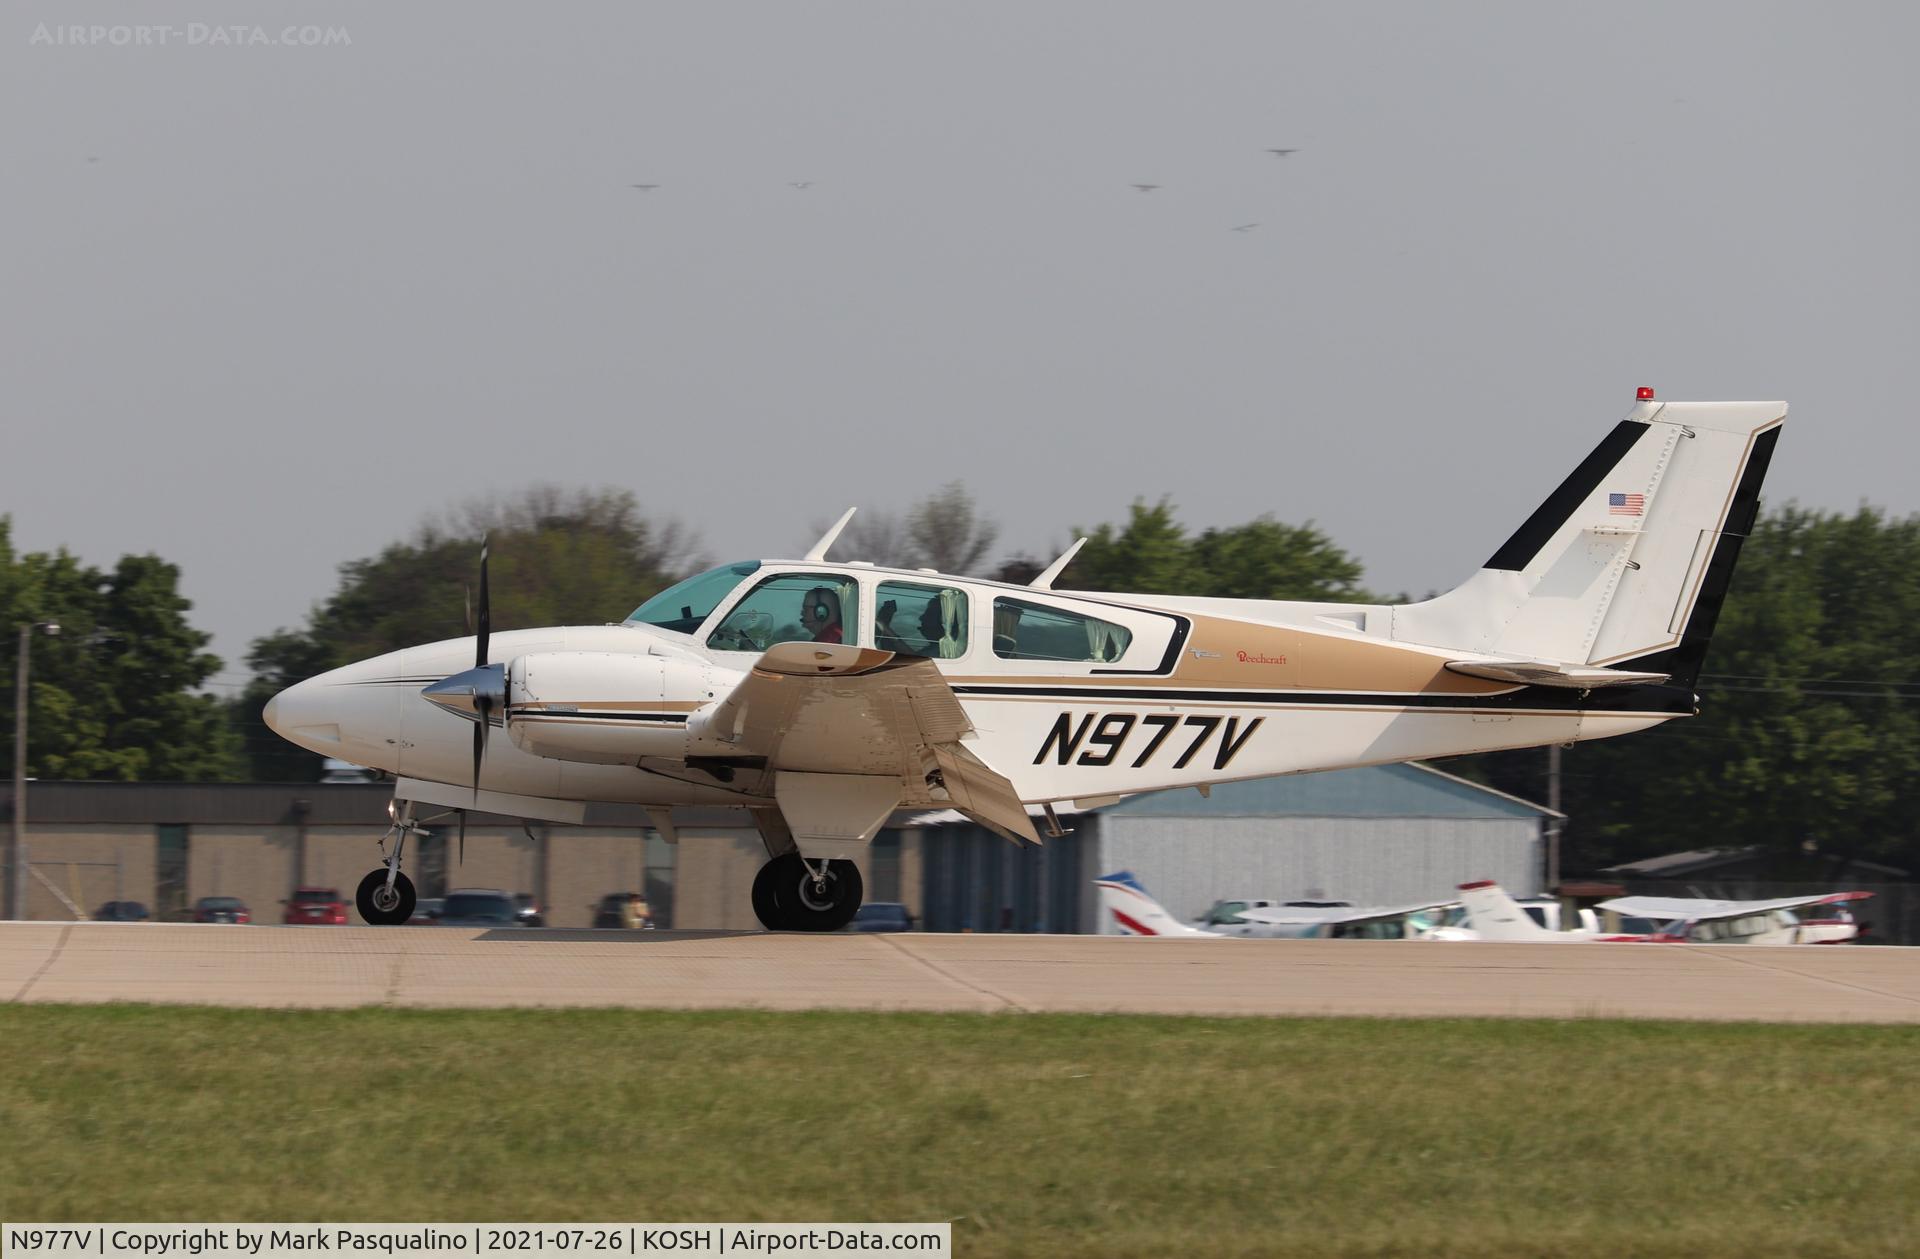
top-left (282, 886), bottom-right (348, 925)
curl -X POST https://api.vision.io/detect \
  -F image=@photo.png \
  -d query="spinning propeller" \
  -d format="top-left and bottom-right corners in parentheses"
top-left (420, 536), bottom-right (507, 864)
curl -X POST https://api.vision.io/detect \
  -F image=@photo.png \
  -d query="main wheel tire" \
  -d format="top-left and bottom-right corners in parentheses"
top-left (356, 869), bottom-right (416, 926)
top-left (756, 853), bottom-right (863, 933)
top-left (750, 859), bottom-right (787, 931)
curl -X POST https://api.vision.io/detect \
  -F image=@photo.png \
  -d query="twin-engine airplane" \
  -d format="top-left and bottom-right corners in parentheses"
top-left (266, 390), bottom-right (1785, 932)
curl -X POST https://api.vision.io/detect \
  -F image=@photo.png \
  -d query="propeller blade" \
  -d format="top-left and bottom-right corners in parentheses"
top-left (475, 535), bottom-right (491, 670)
top-left (465, 584), bottom-right (473, 637)
top-left (471, 714), bottom-right (486, 801)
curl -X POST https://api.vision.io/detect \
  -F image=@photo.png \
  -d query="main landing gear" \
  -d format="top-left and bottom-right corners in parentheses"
top-left (357, 800), bottom-right (424, 926)
top-left (751, 852), bottom-right (863, 932)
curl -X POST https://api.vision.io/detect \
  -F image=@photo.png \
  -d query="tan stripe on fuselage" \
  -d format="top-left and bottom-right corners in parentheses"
top-left (949, 614), bottom-right (1509, 695)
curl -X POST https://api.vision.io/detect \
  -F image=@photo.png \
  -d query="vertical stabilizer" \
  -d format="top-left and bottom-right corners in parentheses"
top-left (1393, 396), bottom-right (1785, 688)
top-left (1094, 871), bottom-right (1220, 937)
top-left (1456, 880), bottom-right (1561, 942)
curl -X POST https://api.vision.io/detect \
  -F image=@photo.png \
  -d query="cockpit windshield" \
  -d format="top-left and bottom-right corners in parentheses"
top-left (626, 562), bottom-right (761, 634)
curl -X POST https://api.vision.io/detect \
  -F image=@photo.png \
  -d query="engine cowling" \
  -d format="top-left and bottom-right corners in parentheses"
top-left (506, 651), bottom-right (708, 765)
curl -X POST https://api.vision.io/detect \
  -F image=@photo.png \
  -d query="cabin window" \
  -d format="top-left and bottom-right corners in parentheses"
top-left (1205, 901), bottom-right (1248, 927)
top-left (707, 573), bottom-right (860, 652)
top-left (874, 582), bottom-right (969, 659)
top-left (991, 597), bottom-right (1132, 663)
top-left (627, 562), bottom-right (761, 634)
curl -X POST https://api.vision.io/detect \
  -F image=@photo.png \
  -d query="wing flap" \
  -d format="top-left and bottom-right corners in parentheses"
top-left (691, 644), bottom-right (1041, 844)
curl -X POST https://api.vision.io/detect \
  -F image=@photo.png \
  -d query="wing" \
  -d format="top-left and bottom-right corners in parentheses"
top-left (688, 641), bottom-right (1041, 844)
top-left (1237, 898), bottom-right (1459, 927)
top-left (1598, 891), bottom-right (1872, 922)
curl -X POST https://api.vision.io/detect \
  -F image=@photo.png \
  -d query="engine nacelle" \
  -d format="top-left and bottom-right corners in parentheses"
top-left (506, 651), bottom-right (708, 765)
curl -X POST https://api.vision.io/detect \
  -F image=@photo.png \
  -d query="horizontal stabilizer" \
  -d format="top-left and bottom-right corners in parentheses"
top-left (1444, 659), bottom-right (1670, 688)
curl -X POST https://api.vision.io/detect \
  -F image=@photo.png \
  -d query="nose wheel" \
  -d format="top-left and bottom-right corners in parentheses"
top-left (751, 853), bottom-right (863, 932)
top-left (357, 868), bottom-right (416, 926)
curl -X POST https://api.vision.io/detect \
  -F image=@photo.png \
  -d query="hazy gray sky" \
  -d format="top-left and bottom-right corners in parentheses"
top-left (5, 2), bottom-right (1916, 687)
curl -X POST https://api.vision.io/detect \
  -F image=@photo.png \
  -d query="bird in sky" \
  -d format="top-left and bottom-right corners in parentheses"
top-left (1266, 148), bottom-right (1299, 157)
top-left (630, 183), bottom-right (660, 191)
top-left (1231, 222), bottom-right (1260, 233)
top-left (789, 181), bottom-right (814, 190)
top-left (1132, 183), bottom-right (1161, 192)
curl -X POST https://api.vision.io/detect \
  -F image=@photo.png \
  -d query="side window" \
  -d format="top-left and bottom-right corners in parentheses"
top-left (873, 582), bottom-right (969, 659)
top-left (707, 574), bottom-right (860, 653)
top-left (991, 597), bottom-right (1133, 663)
top-left (1205, 901), bottom-right (1248, 927)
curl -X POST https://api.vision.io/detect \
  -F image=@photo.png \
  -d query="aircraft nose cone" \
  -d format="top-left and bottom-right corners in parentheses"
top-left (264, 676), bottom-right (343, 751)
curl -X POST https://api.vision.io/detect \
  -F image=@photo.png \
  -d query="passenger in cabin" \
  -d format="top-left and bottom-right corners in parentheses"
top-left (801, 586), bottom-right (844, 644)
top-left (992, 603), bottom-right (1023, 656)
top-left (878, 597), bottom-right (950, 656)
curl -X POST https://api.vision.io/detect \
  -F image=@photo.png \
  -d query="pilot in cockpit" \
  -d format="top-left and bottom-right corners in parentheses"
top-left (800, 586), bottom-right (844, 644)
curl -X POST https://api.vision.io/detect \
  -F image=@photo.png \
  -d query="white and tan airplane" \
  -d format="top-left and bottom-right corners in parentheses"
top-left (265, 390), bottom-right (1785, 931)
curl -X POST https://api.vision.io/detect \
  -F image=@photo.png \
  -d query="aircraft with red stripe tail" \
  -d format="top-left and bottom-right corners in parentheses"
top-left (266, 389), bottom-right (1784, 935)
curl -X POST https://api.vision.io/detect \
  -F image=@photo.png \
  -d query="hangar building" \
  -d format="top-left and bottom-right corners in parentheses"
top-left (914, 762), bottom-right (1557, 934)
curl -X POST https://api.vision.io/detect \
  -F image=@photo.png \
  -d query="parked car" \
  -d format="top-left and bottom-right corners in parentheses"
top-left (435, 888), bottom-right (525, 927)
top-left (591, 892), bottom-right (652, 928)
top-left (849, 902), bottom-right (916, 932)
top-left (407, 897), bottom-right (444, 925)
top-left (93, 900), bottom-right (151, 922)
top-left (513, 893), bottom-right (545, 927)
top-left (191, 896), bottom-right (250, 924)
top-left (282, 886), bottom-right (348, 925)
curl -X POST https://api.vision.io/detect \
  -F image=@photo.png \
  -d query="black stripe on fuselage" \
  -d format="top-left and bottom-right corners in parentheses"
top-left (513, 712), bottom-right (689, 725)
top-left (1485, 420), bottom-right (1652, 572)
top-left (952, 682), bottom-right (1694, 716)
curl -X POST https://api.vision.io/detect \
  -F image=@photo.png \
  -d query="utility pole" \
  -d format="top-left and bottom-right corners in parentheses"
top-left (1546, 743), bottom-right (1564, 893)
top-left (11, 620), bottom-right (59, 920)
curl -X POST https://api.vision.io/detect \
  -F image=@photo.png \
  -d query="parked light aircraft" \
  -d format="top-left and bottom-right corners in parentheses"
top-left (265, 391), bottom-right (1785, 931)
top-left (1098, 872), bottom-right (1466, 939)
top-left (1456, 880), bottom-right (1652, 942)
top-left (1459, 881), bottom-right (1869, 944)
top-left (1596, 891), bottom-right (1871, 944)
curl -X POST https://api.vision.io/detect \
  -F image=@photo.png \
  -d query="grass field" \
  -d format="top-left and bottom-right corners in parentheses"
top-left (3, 1006), bottom-right (1918, 1258)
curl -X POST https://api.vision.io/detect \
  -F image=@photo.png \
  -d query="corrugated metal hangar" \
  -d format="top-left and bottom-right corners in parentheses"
top-left (915, 763), bottom-right (1557, 934)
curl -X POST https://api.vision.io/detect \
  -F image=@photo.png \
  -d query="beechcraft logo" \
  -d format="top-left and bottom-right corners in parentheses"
top-left (1608, 492), bottom-right (1645, 516)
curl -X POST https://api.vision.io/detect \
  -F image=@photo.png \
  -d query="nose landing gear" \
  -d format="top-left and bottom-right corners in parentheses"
top-left (750, 852), bottom-right (863, 932)
top-left (357, 799), bottom-right (424, 926)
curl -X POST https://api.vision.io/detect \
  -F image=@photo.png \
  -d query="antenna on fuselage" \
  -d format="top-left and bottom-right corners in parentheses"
top-left (1029, 537), bottom-right (1088, 591)
top-left (804, 507), bottom-right (857, 562)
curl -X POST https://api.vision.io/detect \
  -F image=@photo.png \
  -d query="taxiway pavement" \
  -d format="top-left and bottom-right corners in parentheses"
top-left (4, 923), bottom-right (1918, 1022)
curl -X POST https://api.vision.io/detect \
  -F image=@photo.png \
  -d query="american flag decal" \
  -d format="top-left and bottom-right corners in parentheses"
top-left (1609, 492), bottom-right (1645, 516)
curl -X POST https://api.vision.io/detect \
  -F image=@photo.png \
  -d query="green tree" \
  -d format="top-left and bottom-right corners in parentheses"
top-left (238, 488), bottom-right (703, 780)
top-left (1061, 499), bottom-right (1371, 602)
top-left (0, 518), bottom-right (239, 781)
top-left (1457, 504), bottom-right (1920, 876)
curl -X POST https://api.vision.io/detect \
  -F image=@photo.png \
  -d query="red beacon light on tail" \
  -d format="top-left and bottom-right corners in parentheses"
top-left (1636, 386), bottom-right (1656, 401)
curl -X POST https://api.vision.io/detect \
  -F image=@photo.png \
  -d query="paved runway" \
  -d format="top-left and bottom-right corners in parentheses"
top-left (3, 922), bottom-right (1917, 1022)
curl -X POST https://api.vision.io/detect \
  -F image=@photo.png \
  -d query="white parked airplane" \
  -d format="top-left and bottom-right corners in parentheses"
top-left (1099, 873), bottom-right (1467, 939)
top-left (1597, 891), bottom-right (1871, 945)
top-left (1456, 880), bottom-right (1651, 942)
top-left (266, 390), bottom-right (1785, 931)
top-left (1459, 881), bottom-right (1870, 944)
